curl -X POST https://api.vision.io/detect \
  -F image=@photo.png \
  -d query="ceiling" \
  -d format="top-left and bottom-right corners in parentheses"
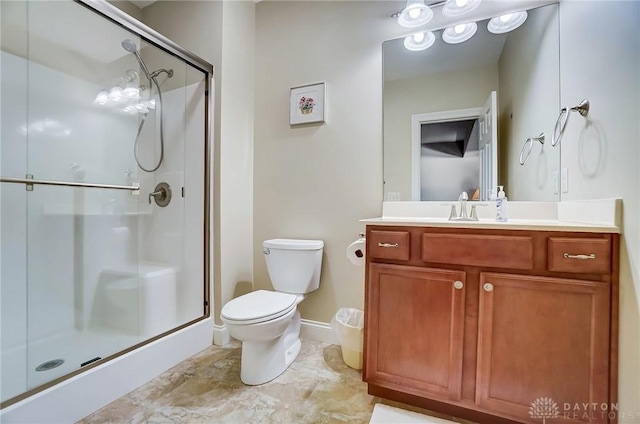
top-left (129, 0), bottom-right (157, 9)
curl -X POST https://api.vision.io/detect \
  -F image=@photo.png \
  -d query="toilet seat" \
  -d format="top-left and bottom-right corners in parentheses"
top-left (221, 290), bottom-right (297, 325)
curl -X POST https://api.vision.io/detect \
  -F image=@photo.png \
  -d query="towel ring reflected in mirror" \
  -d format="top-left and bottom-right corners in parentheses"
top-left (519, 133), bottom-right (546, 165)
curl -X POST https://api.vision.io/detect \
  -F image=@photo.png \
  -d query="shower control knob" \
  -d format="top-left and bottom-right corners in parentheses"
top-left (148, 182), bottom-right (171, 207)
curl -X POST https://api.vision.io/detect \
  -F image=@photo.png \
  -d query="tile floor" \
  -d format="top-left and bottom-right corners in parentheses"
top-left (78, 339), bottom-right (471, 424)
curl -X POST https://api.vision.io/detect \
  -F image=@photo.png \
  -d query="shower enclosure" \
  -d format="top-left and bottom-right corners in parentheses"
top-left (0, 0), bottom-right (212, 409)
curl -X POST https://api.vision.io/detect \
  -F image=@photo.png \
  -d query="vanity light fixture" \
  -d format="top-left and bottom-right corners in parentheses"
top-left (487, 11), bottom-right (528, 34)
top-left (122, 81), bottom-right (140, 100)
top-left (93, 69), bottom-right (153, 113)
top-left (108, 86), bottom-right (127, 103)
top-left (94, 69), bottom-right (141, 105)
top-left (442, 22), bottom-right (477, 44)
top-left (93, 90), bottom-right (109, 105)
top-left (442, 0), bottom-right (481, 17)
top-left (397, 0), bottom-right (434, 28)
top-left (403, 31), bottom-right (436, 51)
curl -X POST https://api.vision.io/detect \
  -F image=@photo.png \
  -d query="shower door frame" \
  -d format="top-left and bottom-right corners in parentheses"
top-left (1, 0), bottom-right (214, 409)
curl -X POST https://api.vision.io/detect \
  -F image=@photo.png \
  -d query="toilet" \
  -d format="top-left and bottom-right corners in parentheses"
top-left (220, 238), bottom-right (324, 385)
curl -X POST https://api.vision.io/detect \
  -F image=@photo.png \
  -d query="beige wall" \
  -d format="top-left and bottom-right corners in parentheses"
top-left (558, 1), bottom-right (640, 418)
top-left (107, 0), bottom-right (142, 21)
top-left (141, 1), bottom-right (255, 326)
top-left (219, 1), bottom-right (255, 316)
top-left (498, 3), bottom-right (559, 202)
top-left (384, 64), bottom-right (498, 201)
top-left (254, 1), bottom-right (402, 323)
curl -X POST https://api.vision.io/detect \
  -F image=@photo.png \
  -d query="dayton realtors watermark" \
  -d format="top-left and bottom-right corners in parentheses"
top-left (530, 397), bottom-right (640, 422)
top-left (563, 402), bottom-right (637, 421)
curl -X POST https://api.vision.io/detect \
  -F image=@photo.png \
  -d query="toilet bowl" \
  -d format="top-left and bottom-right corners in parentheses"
top-left (221, 239), bottom-right (323, 385)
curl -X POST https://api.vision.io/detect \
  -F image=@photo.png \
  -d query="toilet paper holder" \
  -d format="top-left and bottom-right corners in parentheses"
top-left (347, 234), bottom-right (366, 265)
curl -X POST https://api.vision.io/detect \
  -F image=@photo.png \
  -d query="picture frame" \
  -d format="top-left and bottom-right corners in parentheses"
top-left (290, 82), bottom-right (325, 125)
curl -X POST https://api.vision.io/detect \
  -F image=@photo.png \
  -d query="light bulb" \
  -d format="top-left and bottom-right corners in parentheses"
top-left (109, 86), bottom-right (128, 103)
top-left (403, 31), bottom-right (436, 51)
top-left (442, 0), bottom-right (481, 17)
top-left (488, 11), bottom-right (527, 34)
top-left (398, 0), bottom-right (433, 28)
top-left (500, 13), bottom-right (513, 23)
top-left (93, 91), bottom-right (109, 105)
top-left (122, 83), bottom-right (140, 99)
top-left (443, 21), bottom-right (477, 44)
top-left (135, 103), bottom-right (149, 113)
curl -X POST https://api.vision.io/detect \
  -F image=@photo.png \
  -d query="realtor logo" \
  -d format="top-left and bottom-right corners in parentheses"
top-left (530, 397), bottom-right (560, 423)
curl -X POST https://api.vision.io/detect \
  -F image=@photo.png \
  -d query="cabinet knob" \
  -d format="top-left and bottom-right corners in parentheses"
top-left (483, 283), bottom-right (494, 292)
top-left (453, 280), bottom-right (464, 290)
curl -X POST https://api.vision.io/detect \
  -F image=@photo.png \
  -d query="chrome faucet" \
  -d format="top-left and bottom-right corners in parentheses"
top-left (458, 191), bottom-right (469, 219)
top-left (446, 191), bottom-right (485, 221)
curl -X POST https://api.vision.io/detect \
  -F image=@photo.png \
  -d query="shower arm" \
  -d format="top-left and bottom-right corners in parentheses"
top-left (149, 68), bottom-right (174, 79)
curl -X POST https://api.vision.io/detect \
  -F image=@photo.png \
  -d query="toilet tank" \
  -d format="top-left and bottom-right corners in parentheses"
top-left (263, 239), bottom-right (324, 294)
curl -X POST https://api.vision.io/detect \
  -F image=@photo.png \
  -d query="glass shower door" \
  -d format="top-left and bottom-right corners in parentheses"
top-left (1, 0), bottom-right (205, 403)
top-left (22, 1), bottom-right (145, 391)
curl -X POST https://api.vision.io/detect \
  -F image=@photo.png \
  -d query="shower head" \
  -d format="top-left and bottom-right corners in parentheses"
top-left (121, 39), bottom-right (138, 53)
top-left (121, 39), bottom-right (152, 81)
top-left (121, 39), bottom-right (173, 82)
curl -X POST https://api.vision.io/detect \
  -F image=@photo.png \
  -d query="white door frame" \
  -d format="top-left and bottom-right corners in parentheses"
top-left (411, 107), bottom-right (484, 201)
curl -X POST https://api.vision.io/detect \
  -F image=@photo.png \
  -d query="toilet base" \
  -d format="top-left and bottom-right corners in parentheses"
top-left (240, 311), bottom-right (301, 385)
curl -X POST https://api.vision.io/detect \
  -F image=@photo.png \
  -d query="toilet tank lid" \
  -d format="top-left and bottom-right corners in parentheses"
top-left (263, 239), bottom-right (324, 250)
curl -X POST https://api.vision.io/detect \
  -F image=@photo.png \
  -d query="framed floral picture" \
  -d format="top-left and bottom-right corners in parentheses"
top-left (290, 82), bottom-right (325, 125)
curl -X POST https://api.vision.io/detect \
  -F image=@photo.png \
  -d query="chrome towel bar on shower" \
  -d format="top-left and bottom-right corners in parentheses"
top-left (0, 175), bottom-right (140, 193)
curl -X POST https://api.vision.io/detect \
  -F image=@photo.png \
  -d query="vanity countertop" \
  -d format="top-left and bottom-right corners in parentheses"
top-left (362, 199), bottom-right (622, 233)
top-left (360, 217), bottom-right (620, 233)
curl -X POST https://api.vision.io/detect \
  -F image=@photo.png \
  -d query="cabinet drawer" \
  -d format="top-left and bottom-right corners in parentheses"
top-left (369, 230), bottom-right (410, 260)
top-left (422, 233), bottom-right (533, 270)
top-left (548, 237), bottom-right (611, 274)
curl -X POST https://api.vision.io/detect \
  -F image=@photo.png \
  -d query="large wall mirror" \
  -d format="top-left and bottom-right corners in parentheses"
top-left (383, 3), bottom-right (560, 202)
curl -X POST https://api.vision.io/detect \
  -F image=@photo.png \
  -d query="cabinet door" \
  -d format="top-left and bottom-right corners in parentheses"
top-left (477, 273), bottom-right (610, 423)
top-left (365, 263), bottom-right (466, 401)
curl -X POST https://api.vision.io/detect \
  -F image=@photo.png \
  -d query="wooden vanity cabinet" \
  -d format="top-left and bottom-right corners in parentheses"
top-left (367, 263), bottom-right (466, 401)
top-left (476, 273), bottom-right (611, 423)
top-left (363, 225), bottom-right (619, 424)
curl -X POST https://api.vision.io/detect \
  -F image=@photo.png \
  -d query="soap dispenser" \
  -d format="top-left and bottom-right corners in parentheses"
top-left (496, 185), bottom-right (508, 222)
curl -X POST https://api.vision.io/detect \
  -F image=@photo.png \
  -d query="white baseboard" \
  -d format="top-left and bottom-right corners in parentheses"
top-left (300, 319), bottom-right (338, 345)
top-left (213, 323), bottom-right (230, 346)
